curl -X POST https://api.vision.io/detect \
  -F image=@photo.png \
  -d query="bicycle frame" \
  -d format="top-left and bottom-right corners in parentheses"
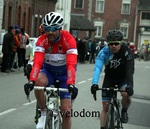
top-left (34, 86), bottom-right (68, 129)
top-left (98, 87), bottom-right (125, 129)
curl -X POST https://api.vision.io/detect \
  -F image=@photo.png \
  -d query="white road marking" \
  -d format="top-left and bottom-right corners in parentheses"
top-left (87, 78), bottom-right (92, 80)
top-left (145, 66), bottom-right (150, 68)
top-left (0, 108), bottom-right (16, 116)
top-left (132, 98), bottom-right (150, 104)
top-left (23, 99), bottom-right (36, 106)
top-left (77, 80), bottom-right (86, 84)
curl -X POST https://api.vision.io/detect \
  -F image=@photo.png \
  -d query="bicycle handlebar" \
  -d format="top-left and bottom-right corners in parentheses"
top-left (97, 87), bottom-right (126, 92)
top-left (93, 87), bottom-right (126, 101)
top-left (26, 87), bottom-right (68, 102)
top-left (34, 86), bottom-right (68, 92)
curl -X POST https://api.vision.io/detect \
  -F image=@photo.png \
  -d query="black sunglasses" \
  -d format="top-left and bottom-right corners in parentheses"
top-left (109, 43), bottom-right (120, 46)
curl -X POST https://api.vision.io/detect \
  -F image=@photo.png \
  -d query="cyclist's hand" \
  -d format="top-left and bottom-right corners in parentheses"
top-left (68, 84), bottom-right (78, 100)
top-left (126, 86), bottom-right (134, 96)
top-left (24, 81), bottom-right (34, 96)
top-left (91, 84), bottom-right (99, 101)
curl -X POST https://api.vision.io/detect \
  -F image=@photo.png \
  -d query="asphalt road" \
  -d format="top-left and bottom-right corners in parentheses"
top-left (0, 59), bottom-right (150, 129)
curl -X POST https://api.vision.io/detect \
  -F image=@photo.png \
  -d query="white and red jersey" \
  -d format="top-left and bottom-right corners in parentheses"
top-left (30, 30), bottom-right (78, 85)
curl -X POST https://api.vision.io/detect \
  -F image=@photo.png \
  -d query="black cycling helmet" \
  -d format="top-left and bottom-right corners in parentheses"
top-left (106, 29), bottom-right (123, 42)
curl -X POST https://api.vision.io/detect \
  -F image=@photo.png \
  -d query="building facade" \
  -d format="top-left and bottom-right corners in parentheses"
top-left (2, 0), bottom-right (57, 37)
top-left (136, 0), bottom-right (150, 48)
top-left (1, 0), bottom-right (150, 48)
top-left (71, 0), bottom-right (150, 48)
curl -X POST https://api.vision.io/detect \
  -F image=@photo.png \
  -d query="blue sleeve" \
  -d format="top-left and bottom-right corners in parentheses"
top-left (92, 46), bottom-right (110, 85)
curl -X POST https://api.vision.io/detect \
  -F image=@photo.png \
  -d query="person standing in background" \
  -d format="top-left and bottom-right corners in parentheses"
top-left (10, 29), bottom-right (21, 71)
top-left (17, 28), bottom-right (29, 71)
top-left (90, 40), bottom-right (96, 64)
top-left (1, 26), bottom-right (15, 73)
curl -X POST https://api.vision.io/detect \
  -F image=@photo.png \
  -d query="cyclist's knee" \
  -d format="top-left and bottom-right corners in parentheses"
top-left (121, 92), bottom-right (132, 103)
top-left (121, 92), bottom-right (128, 98)
top-left (35, 73), bottom-right (48, 86)
top-left (102, 101), bottom-right (109, 112)
top-left (61, 99), bottom-right (72, 117)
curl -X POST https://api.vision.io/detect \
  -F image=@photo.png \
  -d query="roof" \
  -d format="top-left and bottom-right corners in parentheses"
top-left (138, 0), bottom-right (150, 10)
top-left (70, 15), bottom-right (96, 31)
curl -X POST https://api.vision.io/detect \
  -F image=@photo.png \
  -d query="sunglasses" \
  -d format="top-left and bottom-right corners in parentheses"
top-left (108, 43), bottom-right (120, 46)
top-left (43, 26), bottom-right (61, 32)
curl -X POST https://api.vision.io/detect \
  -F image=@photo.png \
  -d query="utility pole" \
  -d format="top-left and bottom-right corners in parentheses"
top-left (31, 0), bottom-right (36, 37)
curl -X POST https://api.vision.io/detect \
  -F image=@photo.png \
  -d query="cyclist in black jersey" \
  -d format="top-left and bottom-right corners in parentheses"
top-left (90, 29), bottom-right (134, 129)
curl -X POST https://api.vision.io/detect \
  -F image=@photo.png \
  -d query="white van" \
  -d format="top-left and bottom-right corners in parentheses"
top-left (0, 30), bottom-right (7, 65)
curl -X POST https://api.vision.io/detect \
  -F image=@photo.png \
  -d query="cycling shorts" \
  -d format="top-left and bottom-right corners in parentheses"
top-left (40, 69), bottom-right (71, 100)
top-left (101, 76), bottom-right (127, 101)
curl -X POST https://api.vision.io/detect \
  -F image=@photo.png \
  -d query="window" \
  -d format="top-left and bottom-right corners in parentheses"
top-left (94, 21), bottom-right (103, 37)
top-left (74, 0), bottom-right (84, 9)
top-left (141, 12), bottom-right (150, 26)
top-left (121, 0), bottom-right (131, 14)
top-left (142, 12), bottom-right (150, 20)
top-left (95, 0), bottom-right (104, 13)
top-left (120, 23), bottom-right (129, 39)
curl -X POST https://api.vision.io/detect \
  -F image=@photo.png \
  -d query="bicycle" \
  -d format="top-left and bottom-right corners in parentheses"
top-left (33, 80), bottom-right (68, 129)
top-left (95, 85), bottom-right (126, 129)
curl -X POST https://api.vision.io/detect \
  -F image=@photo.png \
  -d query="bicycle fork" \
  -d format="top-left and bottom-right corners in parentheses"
top-left (114, 101), bottom-right (123, 129)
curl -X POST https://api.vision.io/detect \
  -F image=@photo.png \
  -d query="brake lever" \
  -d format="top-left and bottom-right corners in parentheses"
top-left (93, 94), bottom-right (97, 101)
top-left (26, 93), bottom-right (31, 102)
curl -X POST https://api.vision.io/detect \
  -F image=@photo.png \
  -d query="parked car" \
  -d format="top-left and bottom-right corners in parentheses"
top-left (28, 37), bottom-right (38, 59)
top-left (0, 30), bottom-right (7, 65)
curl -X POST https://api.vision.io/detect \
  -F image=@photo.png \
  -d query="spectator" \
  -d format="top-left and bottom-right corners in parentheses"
top-left (145, 43), bottom-right (149, 61)
top-left (78, 39), bottom-right (86, 63)
top-left (139, 44), bottom-right (146, 61)
top-left (1, 26), bottom-right (15, 73)
top-left (75, 37), bottom-right (80, 63)
top-left (128, 42), bottom-right (136, 57)
top-left (10, 29), bottom-right (21, 71)
top-left (17, 28), bottom-right (29, 71)
top-left (90, 40), bottom-right (96, 63)
top-left (96, 40), bottom-right (107, 55)
top-left (99, 40), bottom-right (107, 50)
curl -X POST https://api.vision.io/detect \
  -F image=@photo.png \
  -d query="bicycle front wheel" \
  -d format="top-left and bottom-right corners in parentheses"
top-left (115, 110), bottom-right (123, 129)
top-left (45, 110), bottom-right (62, 129)
top-left (45, 110), bottom-right (53, 129)
top-left (105, 104), bottom-right (115, 129)
top-left (54, 111), bottom-right (62, 129)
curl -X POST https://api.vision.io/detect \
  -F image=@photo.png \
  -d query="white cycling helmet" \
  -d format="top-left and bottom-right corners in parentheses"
top-left (42, 12), bottom-right (64, 28)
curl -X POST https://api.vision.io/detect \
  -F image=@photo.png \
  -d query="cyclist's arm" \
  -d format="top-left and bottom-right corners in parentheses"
top-left (66, 49), bottom-right (78, 85)
top-left (126, 51), bottom-right (135, 88)
top-left (92, 47), bottom-right (109, 85)
top-left (29, 46), bottom-right (45, 82)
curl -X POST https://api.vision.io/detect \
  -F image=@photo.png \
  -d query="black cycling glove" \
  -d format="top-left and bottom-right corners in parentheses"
top-left (91, 84), bottom-right (99, 101)
top-left (68, 84), bottom-right (78, 100)
top-left (24, 81), bottom-right (34, 96)
top-left (126, 86), bottom-right (134, 96)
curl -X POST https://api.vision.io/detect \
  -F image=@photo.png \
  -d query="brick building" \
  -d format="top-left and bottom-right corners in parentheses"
top-left (1, 0), bottom-right (150, 48)
top-left (71, 0), bottom-right (139, 43)
top-left (2, 0), bottom-right (57, 37)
